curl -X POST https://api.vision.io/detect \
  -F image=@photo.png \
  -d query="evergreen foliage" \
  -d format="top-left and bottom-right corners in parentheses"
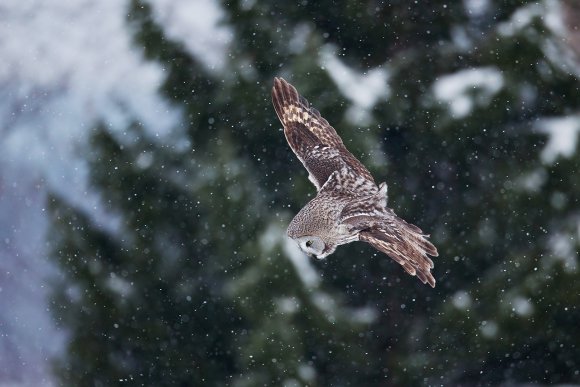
top-left (50, 0), bottom-right (580, 385)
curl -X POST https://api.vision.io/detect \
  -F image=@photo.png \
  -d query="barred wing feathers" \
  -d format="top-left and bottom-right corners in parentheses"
top-left (359, 218), bottom-right (438, 288)
top-left (272, 77), bottom-right (374, 190)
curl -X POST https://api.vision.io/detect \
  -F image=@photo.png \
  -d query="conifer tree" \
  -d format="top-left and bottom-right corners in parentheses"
top-left (50, 0), bottom-right (580, 385)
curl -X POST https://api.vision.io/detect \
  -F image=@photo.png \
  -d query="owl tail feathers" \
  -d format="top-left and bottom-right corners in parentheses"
top-left (359, 217), bottom-right (438, 288)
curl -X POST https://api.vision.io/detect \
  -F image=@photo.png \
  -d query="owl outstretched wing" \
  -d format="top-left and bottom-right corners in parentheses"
top-left (357, 216), bottom-right (438, 288)
top-left (272, 77), bottom-right (375, 191)
top-left (340, 200), bottom-right (438, 287)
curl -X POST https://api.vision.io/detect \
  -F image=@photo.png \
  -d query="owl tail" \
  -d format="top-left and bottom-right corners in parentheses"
top-left (359, 215), bottom-right (438, 287)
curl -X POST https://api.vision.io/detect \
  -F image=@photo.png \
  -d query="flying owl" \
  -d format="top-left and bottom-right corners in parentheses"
top-left (272, 77), bottom-right (439, 287)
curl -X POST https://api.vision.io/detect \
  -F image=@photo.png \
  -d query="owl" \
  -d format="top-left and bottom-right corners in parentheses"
top-left (272, 77), bottom-right (439, 287)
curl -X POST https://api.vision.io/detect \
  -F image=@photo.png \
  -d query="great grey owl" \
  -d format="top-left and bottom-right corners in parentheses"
top-left (272, 77), bottom-right (439, 287)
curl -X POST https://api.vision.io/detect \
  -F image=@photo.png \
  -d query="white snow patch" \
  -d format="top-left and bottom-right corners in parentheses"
top-left (0, 0), bottom-right (204, 384)
top-left (350, 306), bottom-right (378, 324)
top-left (282, 379), bottom-right (301, 387)
top-left (276, 297), bottom-right (301, 314)
top-left (311, 292), bottom-right (337, 322)
top-left (497, 2), bottom-right (544, 37)
top-left (512, 296), bottom-right (534, 317)
top-left (498, 0), bottom-right (564, 45)
top-left (297, 364), bottom-right (316, 382)
top-left (239, 0), bottom-right (256, 11)
top-left (0, 166), bottom-right (65, 387)
top-left (541, 0), bottom-right (580, 78)
top-left (146, 0), bottom-right (233, 72)
top-left (260, 223), bottom-right (284, 253)
top-left (498, 1), bottom-right (580, 78)
top-left (550, 191), bottom-right (567, 210)
top-left (536, 115), bottom-right (580, 164)
top-left (288, 23), bottom-right (312, 54)
top-left (451, 290), bottom-right (472, 310)
top-left (320, 46), bottom-right (389, 125)
top-left (463, 0), bottom-right (491, 18)
top-left (546, 232), bottom-right (578, 273)
top-left (451, 26), bottom-right (473, 50)
top-left (283, 237), bottom-right (321, 288)
top-left (480, 320), bottom-right (498, 338)
top-left (106, 274), bottom-right (134, 299)
top-left (0, 0), bottom-right (182, 215)
top-left (543, 0), bottom-right (567, 37)
top-left (515, 168), bottom-right (547, 193)
top-left (433, 67), bottom-right (504, 119)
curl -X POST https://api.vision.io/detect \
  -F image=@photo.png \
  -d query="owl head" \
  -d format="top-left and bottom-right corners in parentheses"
top-left (289, 235), bottom-right (337, 259)
top-left (286, 198), bottom-right (338, 259)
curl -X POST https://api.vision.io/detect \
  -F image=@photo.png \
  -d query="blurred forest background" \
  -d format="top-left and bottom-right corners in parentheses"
top-left (1, 0), bottom-right (580, 386)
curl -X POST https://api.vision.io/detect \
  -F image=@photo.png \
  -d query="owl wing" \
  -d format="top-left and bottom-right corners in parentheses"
top-left (344, 210), bottom-right (438, 287)
top-left (272, 77), bottom-right (375, 191)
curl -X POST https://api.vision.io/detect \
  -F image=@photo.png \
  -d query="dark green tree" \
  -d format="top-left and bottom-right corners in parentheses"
top-left (50, 0), bottom-right (580, 385)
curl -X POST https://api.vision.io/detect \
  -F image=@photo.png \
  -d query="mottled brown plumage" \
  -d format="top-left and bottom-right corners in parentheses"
top-left (272, 77), bottom-right (374, 188)
top-left (272, 77), bottom-right (439, 287)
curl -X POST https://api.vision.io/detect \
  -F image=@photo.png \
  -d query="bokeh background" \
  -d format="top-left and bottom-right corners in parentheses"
top-left (1, 0), bottom-right (580, 385)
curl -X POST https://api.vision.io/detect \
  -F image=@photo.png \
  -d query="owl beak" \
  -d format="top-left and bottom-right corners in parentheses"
top-left (316, 245), bottom-right (335, 259)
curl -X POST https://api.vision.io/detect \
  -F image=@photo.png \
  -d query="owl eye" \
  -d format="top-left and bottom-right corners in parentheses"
top-left (305, 240), bottom-right (313, 248)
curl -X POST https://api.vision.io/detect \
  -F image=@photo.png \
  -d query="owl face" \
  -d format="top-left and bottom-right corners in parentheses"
top-left (292, 235), bottom-right (336, 259)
